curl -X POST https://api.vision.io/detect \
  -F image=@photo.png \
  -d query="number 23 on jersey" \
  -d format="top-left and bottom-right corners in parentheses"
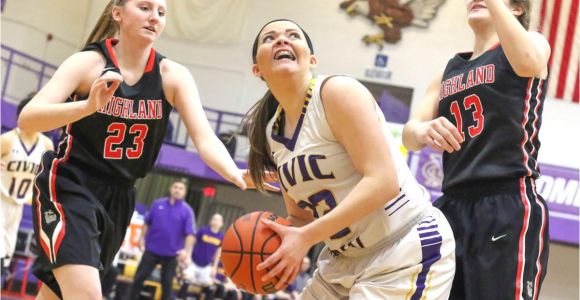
top-left (104, 122), bottom-right (149, 159)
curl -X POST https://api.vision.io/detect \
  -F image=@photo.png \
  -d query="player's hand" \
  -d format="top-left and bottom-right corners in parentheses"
top-left (85, 70), bottom-right (123, 114)
top-left (256, 219), bottom-right (312, 290)
top-left (0, 161), bottom-right (5, 171)
top-left (232, 169), bottom-right (279, 192)
top-left (416, 117), bottom-right (464, 153)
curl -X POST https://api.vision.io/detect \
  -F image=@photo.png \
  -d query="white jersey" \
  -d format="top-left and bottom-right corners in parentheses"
top-left (1, 130), bottom-right (46, 205)
top-left (267, 75), bottom-right (431, 256)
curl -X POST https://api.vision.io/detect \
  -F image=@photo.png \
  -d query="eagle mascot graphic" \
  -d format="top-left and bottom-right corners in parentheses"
top-left (340, 0), bottom-right (446, 47)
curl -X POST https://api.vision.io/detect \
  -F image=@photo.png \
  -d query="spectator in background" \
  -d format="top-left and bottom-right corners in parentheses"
top-left (268, 283), bottom-right (298, 300)
top-left (292, 257), bottom-right (311, 293)
top-left (1, 93), bottom-right (53, 281)
top-left (178, 213), bottom-right (225, 300)
top-left (129, 179), bottom-right (195, 300)
top-left (213, 262), bottom-right (242, 300)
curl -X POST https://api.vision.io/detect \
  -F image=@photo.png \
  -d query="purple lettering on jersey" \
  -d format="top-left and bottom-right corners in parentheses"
top-left (297, 155), bottom-right (314, 182)
top-left (7, 161), bottom-right (39, 174)
top-left (277, 154), bottom-right (336, 191)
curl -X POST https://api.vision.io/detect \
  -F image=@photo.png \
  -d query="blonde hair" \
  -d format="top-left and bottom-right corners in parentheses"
top-left (83, 0), bottom-right (125, 48)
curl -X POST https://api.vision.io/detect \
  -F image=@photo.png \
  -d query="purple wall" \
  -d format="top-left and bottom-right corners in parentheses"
top-left (409, 148), bottom-right (580, 245)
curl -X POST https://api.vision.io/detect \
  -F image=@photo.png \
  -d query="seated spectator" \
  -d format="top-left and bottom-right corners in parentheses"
top-left (178, 213), bottom-right (224, 300)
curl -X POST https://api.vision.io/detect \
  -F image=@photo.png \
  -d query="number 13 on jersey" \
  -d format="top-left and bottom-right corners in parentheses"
top-left (449, 94), bottom-right (485, 139)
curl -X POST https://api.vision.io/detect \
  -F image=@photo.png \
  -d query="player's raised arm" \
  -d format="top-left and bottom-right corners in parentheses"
top-left (484, 0), bottom-right (550, 77)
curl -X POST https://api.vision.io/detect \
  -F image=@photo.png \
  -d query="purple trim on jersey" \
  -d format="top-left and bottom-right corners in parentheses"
top-left (410, 217), bottom-right (442, 300)
top-left (270, 78), bottom-right (315, 151)
top-left (192, 226), bottom-right (224, 267)
top-left (385, 194), bottom-right (405, 210)
top-left (145, 197), bottom-right (195, 257)
top-left (17, 134), bottom-right (39, 156)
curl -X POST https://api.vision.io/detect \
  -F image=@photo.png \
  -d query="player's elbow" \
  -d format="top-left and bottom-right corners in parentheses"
top-left (511, 53), bottom-right (546, 78)
top-left (17, 111), bottom-right (35, 132)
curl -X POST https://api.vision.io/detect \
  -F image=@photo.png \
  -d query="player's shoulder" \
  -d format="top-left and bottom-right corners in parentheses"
top-left (320, 75), bottom-right (361, 93)
top-left (0, 130), bottom-right (16, 155)
top-left (160, 58), bottom-right (189, 77)
top-left (1, 129), bottom-right (17, 139)
top-left (159, 58), bottom-right (193, 91)
top-left (64, 51), bottom-right (106, 69)
top-left (56, 51), bottom-right (106, 84)
top-left (319, 75), bottom-right (371, 106)
top-left (38, 133), bottom-right (54, 150)
top-left (1, 130), bottom-right (17, 144)
top-left (1, 130), bottom-right (17, 142)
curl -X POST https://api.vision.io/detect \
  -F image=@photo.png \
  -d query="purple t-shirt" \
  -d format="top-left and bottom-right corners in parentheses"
top-left (192, 226), bottom-right (224, 267)
top-left (144, 197), bottom-right (195, 257)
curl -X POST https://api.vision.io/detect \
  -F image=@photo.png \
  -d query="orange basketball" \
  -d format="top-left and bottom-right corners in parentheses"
top-left (220, 211), bottom-right (292, 295)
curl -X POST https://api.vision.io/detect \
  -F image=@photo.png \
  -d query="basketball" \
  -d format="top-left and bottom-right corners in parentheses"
top-left (220, 211), bottom-right (292, 295)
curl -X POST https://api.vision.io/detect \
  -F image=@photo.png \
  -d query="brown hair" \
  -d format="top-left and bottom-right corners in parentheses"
top-left (511, 0), bottom-right (531, 30)
top-left (243, 91), bottom-right (279, 192)
top-left (83, 0), bottom-right (125, 48)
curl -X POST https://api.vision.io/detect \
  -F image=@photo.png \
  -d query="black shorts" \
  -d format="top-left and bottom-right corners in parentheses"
top-left (435, 177), bottom-right (549, 300)
top-left (31, 151), bottom-right (136, 297)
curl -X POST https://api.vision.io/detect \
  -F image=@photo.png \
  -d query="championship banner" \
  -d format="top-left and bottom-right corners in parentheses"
top-left (408, 149), bottom-right (579, 245)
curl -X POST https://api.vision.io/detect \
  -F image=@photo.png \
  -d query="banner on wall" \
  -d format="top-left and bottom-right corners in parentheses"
top-left (408, 148), bottom-right (579, 245)
top-left (538, 0), bottom-right (579, 103)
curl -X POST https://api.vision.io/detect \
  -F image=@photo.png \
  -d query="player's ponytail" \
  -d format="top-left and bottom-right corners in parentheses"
top-left (83, 0), bottom-right (125, 48)
top-left (510, 0), bottom-right (531, 30)
top-left (244, 91), bottom-right (278, 192)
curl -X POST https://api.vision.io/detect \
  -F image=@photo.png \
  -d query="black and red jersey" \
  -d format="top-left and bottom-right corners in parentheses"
top-left (438, 44), bottom-right (547, 192)
top-left (56, 38), bottom-right (172, 180)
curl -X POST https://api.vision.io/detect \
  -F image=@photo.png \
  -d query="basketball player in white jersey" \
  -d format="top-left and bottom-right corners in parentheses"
top-left (244, 20), bottom-right (455, 299)
top-left (1, 95), bottom-right (53, 271)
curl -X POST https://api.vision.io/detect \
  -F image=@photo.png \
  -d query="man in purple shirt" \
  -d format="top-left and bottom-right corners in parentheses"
top-left (129, 179), bottom-right (195, 300)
